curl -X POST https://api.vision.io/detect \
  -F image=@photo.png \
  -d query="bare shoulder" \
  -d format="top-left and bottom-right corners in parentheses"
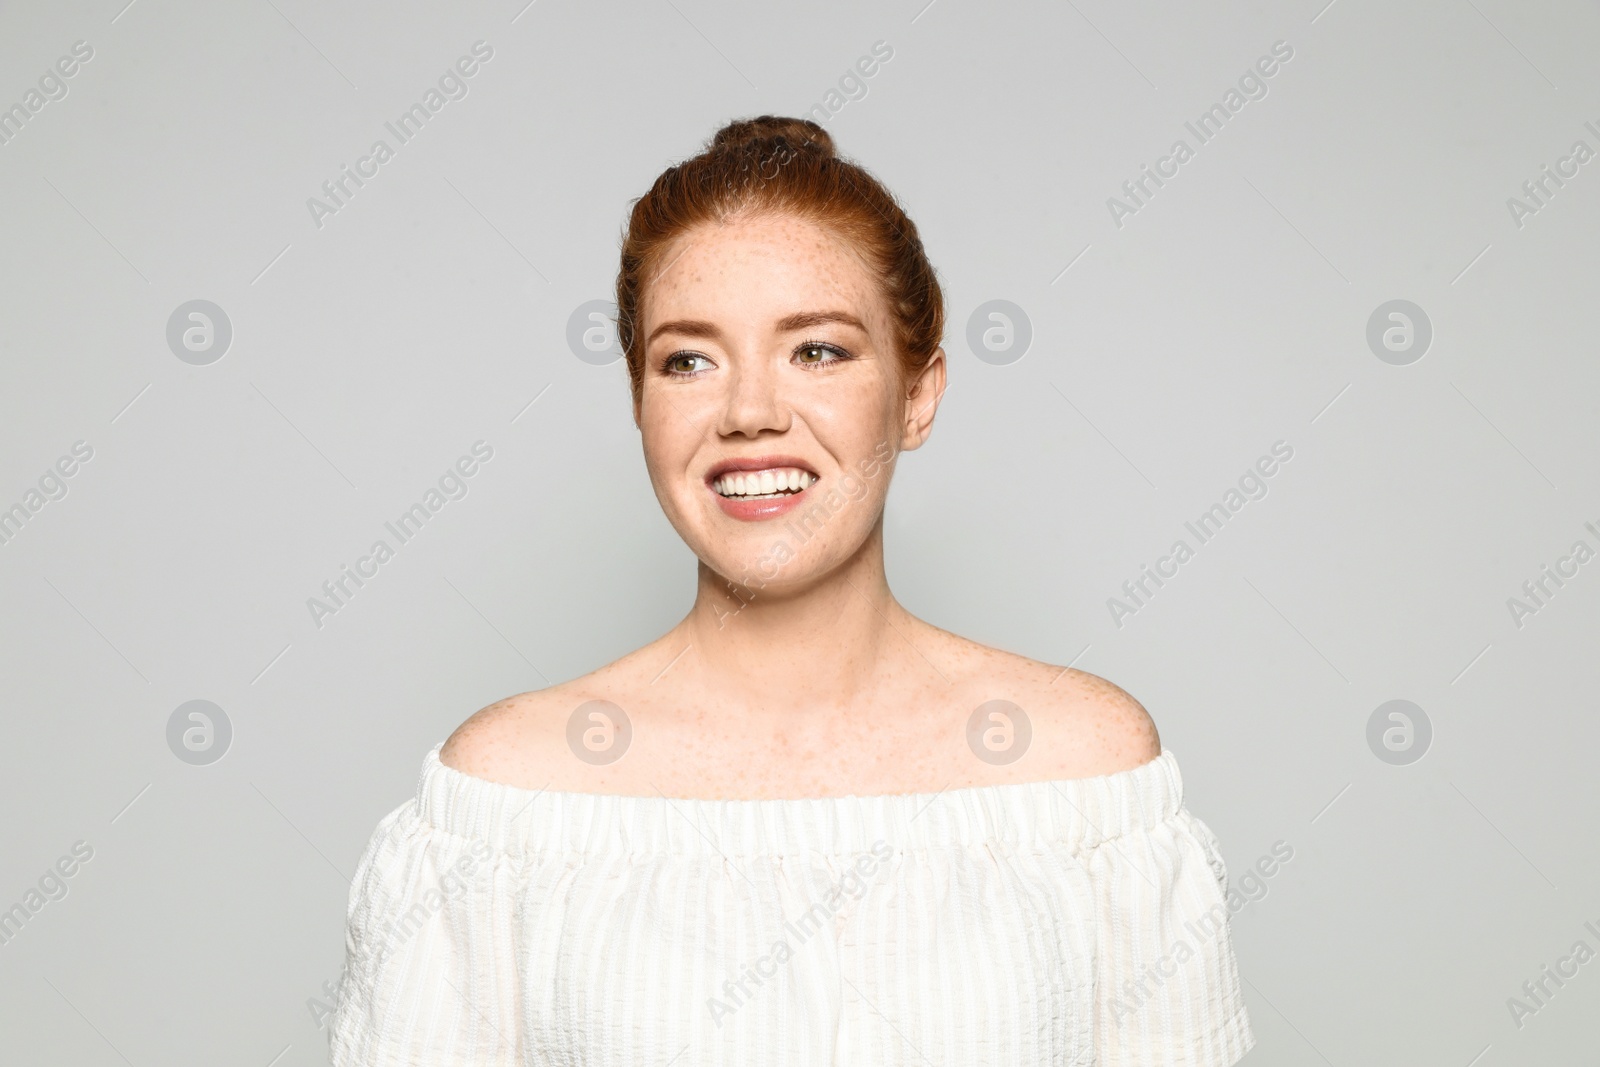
top-left (1007, 659), bottom-right (1161, 778)
top-left (1037, 665), bottom-right (1162, 776)
top-left (437, 687), bottom-right (569, 790)
top-left (935, 631), bottom-right (1161, 780)
top-left (439, 670), bottom-right (646, 791)
top-left (440, 633), bottom-right (688, 789)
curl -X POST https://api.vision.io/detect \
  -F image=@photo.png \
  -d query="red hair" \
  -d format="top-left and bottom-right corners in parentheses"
top-left (615, 115), bottom-right (945, 407)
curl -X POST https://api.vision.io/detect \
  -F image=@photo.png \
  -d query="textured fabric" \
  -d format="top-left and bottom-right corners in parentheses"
top-left (330, 743), bottom-right (1254, 1066)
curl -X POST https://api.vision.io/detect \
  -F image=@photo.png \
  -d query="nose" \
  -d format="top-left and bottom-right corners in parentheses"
top-left (715, 354), bottom-right (791, 439)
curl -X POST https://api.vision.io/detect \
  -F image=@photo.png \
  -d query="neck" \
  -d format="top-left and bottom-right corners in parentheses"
top-left (670, 518), bottom-right (910, 718)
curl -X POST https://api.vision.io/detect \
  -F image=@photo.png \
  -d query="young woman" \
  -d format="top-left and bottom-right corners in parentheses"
top-left (331, 116), bottom-right (1253, 1066)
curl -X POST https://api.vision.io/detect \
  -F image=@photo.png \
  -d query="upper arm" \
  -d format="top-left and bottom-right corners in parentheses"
top-left (1087, 807), bottom-right (1255, 1063)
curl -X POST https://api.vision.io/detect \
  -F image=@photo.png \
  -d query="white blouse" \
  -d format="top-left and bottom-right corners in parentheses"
top-left (330, 743), bottom-right (1254, 1066)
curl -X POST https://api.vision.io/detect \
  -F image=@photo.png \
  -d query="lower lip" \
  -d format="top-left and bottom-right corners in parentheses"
top-left (710, 481), bottom-right (815, 521)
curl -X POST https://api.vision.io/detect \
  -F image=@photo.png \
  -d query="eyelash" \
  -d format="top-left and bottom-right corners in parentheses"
top-left (657, 340), bottom-right (853, 377)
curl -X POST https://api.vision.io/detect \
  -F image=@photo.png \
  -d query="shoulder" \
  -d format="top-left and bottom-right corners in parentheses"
top-left (438, 681), bottom-right (625, 791)
top-left (1042, 665), bottom-right (1162, 774)
top-left (440, 637), bottom-right (679, 789)
top-left (1006, 659), bottom-right (1162, 779)
top-left (936, 633), bottom-right (1161, 780)
top-left (438, 690), bottom-right (548, 788)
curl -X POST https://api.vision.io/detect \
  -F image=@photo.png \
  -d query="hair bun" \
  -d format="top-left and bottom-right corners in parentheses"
top-left (710, 115), bottom-right (835, 159)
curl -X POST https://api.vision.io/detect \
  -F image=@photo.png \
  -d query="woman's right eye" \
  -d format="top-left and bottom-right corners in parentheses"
top-left (663, 352), bottom-right (711, 375)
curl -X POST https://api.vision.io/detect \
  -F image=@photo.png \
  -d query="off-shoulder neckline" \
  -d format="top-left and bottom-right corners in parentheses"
top-left (411, 742), bottom-right (1189, 857)
top-left (423, 740), bottom-right (1177, 805)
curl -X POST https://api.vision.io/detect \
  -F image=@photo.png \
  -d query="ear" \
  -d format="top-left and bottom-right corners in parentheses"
top-left (900, 346), bottom-right (946, 451)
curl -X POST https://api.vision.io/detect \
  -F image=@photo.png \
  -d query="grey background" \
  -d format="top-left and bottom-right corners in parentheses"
top-left (2, 0), bottom-right (1597, 1062)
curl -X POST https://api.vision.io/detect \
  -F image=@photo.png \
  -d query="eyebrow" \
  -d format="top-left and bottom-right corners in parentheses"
top-left (645, 309), bottom-right (867, 348)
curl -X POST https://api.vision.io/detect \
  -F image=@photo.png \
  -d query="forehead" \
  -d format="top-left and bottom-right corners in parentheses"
top-left (642, 213), bottom-right (889, 336)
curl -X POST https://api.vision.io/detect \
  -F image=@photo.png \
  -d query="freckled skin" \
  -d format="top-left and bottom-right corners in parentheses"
top-left (442, 213), bottom-right (1159, 799)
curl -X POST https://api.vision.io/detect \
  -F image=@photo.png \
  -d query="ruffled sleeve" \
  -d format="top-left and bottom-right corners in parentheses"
top-left (1086, 804), bottom-right (1255, 1065)
top-left (328, 797), bottom-right (521, 1067)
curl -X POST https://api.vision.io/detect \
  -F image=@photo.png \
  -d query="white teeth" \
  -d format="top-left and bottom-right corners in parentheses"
top-left (714, 467), bottom-right (817, 499)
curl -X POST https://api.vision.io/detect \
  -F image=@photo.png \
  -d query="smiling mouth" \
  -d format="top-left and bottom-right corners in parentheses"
top-left (711, 467), bottom-right (817, 500)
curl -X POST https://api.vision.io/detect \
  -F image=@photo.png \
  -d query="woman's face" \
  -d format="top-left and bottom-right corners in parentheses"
top-left (634, 212), bottom-right (943, 593)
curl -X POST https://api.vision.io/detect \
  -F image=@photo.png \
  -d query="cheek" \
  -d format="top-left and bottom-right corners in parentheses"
top-left (638, 401), bottom-right (694, 488)
top-left (801, 371), bottom-right (901, 446)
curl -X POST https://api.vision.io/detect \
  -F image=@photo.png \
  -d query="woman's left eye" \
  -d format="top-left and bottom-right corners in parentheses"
top-left (795, 342), bottom-right (848, 366)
